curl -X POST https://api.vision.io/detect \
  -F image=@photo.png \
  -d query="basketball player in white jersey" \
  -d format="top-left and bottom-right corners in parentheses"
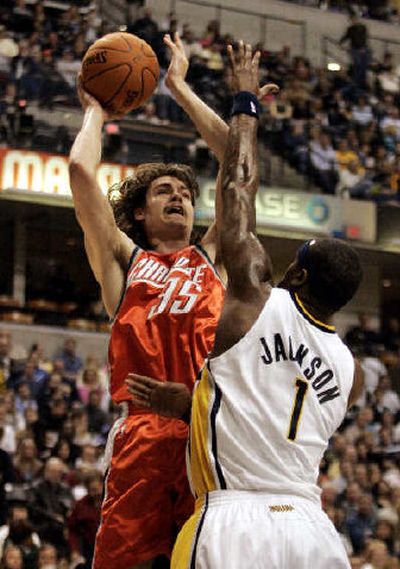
top-left (128, 43), bottom-right (364, 568)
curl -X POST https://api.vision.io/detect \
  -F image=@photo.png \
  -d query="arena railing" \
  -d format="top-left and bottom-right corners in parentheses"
top-left (322, 34), bottom-right (400, 68)
top-left (168, 0), bottom-right (308, 55)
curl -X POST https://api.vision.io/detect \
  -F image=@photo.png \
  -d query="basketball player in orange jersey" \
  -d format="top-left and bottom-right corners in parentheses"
top-left (69, 34), bottom-right (277, 569)
top-left (129, 44), bottom-right (365, 569)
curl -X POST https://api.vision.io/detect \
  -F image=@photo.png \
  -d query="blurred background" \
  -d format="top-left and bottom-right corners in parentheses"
top-left (0, 0), bottom-right (399, 568)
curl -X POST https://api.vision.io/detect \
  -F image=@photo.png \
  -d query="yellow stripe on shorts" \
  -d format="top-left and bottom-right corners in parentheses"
top-left (189, 367), bottom-right (217, 497)
top-left (171, 496), bottom-right (207, 569)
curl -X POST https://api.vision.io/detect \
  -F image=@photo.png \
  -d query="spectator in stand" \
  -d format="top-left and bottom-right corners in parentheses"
top-left (54, 339), bottom-right (83, 381)
top-left (128, 7), bottom-right (159, 46)
top-left (351, 96), bottom-right (374, 127)
top-left (0, 334), bottom-right (21, 393)
top-left (2, 518), bottom-right (39, 568)
top-left (76, 367), bottom-right (105, 407)
top-left (336, 139), bottom-right (359, 169)
top-left (345, 313), bottom-right (381, 354)
top-left (338, 481), bottom-right (363, 518)
top-left (72, 409), bottom-right (100, 448)
top-left (375, 51), bottom-right (400, 95)
top-left (283, 122), bottom-right (309, 174)
top-left (74, 444), bottom-right (101, 476)
top-left (29, 457), bottom-right (73, 556)
top-left (52, 438), bottom-right (75, 470)
top-left (13, 437), bottom-right (42, 484)
top-left (37, 543), bottom-right (58, 569)
top-left (347, 492), bottom-right (377, 554)
top-left (345, 407), bottom-right (374, 443)
top-left (0, 504), bottom-right (40, 559)
top-left (67, 471), bottom-right (102, 568)
top-left (0, 429), bottom-right (15, 525)
top-left (55, 47), bottom-right (80, 90)
top-left (11, 358), bottom-right (48, 398)
top-left (381, 317), bottom-right (400, 352)
top-left (376, 376), bottom-right (400, 414)
top-left (86, 390), bottom-right (109, 437)
top-left (337, 159), bottom-right (373, 198)
top-left (0, 404), bottom-right (15, 455)
top-left (0, 545), bottom-right (23, 569)
top-left (361, 539), bottom-right (391, 568)
top-left (339, 13), bottom-right (371, 90)
top-left (310, 131), bottom-right (339, 193)
top-left (359, 350), bottom-right (388, 403)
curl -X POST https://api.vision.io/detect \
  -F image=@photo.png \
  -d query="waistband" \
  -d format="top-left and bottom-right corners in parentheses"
top-left (118, 401), bottom-right (153, 416)
top-left (195, 490), bottom-right (319, 511)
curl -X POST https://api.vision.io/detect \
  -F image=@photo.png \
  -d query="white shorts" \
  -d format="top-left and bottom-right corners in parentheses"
top-left (171, 490), bottom-right (350, 569)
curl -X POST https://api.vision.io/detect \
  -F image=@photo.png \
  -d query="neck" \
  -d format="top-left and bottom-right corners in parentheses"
top-left (296, 291), bottom-right (334, 326)
top-left (150, 237), bottom-right (190, 254)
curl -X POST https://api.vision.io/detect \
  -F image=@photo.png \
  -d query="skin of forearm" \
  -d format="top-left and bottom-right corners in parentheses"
top-left (69, 106), bottom-right (104, 177)
top-left (221, 114), bottom-right (258, 238)
top-left (170, 79), bottom-right (229, 163)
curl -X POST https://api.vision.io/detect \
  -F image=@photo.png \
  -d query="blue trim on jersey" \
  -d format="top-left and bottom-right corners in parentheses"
top-left (210, 380), bottom-right (226, 490)
top-left (190, 493), bottom-right (209, 569)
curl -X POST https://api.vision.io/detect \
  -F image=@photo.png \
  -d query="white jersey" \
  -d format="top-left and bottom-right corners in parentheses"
top-left (188, 288), bottom-right (355, 504)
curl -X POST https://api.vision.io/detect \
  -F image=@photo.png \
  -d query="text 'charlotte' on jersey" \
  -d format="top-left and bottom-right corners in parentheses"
top-left (109, 244), bottom-right (225, 403)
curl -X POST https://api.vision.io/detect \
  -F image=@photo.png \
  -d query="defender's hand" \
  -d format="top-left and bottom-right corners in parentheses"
top-left (126, 373), bottom-right (192, 419)
top-left (227, 41), bottom-right (279, 98)
top-left (164, 32), bottom-right (189, 89)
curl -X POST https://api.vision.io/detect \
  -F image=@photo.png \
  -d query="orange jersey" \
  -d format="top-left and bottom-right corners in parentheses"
top-left (109, 244), bottom-right (224, 403)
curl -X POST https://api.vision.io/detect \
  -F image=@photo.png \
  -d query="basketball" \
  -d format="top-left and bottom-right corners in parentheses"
top-left (81, 32), bottom-right (160, 115)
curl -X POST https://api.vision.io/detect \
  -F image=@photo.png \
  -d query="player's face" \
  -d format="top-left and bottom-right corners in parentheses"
top-left (136, 176), bottom-right (195, 240)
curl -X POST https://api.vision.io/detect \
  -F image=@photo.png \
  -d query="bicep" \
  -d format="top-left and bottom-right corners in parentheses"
top-left (84, 231), bottom-right (133, 317)
top-left (70, 163), bottom-right (136, 312)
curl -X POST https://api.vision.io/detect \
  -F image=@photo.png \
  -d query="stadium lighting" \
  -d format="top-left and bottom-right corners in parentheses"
top-left (327, 62), bottom-right (341, 71)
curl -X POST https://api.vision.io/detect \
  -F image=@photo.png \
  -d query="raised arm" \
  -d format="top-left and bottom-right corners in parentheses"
top-left (68, 82), bottom-right (133, 317)
top-left (164, 33), bottom-right (229, 163)
top-left (211, 43), bottom-right (275, 357)
top-left (220, 44), bottom-right (273, 298)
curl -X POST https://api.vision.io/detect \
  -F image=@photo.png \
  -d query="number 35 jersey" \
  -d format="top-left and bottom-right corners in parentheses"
top-left (109, 245), bottom-right (225, 403)
top-left (188, 288), bottom-right (354, 503)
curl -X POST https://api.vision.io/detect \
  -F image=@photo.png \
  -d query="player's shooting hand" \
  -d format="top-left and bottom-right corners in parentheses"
top-left (164, 32), bottom-right (189, 89)
top-left (228, 41), bottom-right (279, 99)
top-left (126, 373), bottom-right (192, 419)
top-left (76, 73), bottom-right (124, 122)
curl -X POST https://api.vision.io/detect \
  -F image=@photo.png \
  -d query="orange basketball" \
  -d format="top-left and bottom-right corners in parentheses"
top-left (81, 32), bottom-right (160, 115)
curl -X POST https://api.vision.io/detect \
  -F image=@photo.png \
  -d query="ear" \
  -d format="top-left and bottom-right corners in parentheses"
top-left (133, 207), bottom-right (145, 221)
top-left (291, 267), bottom-right (308, 288)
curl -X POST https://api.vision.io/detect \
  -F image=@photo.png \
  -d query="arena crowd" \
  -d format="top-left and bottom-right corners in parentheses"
top-left (0, 316), bottom-right (399, 568)
top-left (0, 2), bottom-right (399, 568)
top-left (0, 1), bottom-right (400, 202)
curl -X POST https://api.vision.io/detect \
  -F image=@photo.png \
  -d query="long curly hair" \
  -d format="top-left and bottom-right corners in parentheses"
top-left (108, 163), bottom-right (200, 249)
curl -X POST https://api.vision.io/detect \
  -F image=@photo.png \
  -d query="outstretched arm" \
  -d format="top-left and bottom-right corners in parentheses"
top-left (165, 33), bottom-right (278, 164)
top-left (210, 43), bottom-right (276, 357)
top-left (164, 33), bottom-right (228, 163)
top-left (69, 81), bottom-right (133, 316)
top-left (219, 43), bottom-right (273, 299)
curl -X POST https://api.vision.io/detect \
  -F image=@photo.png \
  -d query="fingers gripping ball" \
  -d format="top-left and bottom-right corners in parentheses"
top-left (81, 32), bottom-right (160, 115)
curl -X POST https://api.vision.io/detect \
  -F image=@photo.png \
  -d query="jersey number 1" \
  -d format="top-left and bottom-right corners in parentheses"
top-left (287, 378), bottom-right (308, 441)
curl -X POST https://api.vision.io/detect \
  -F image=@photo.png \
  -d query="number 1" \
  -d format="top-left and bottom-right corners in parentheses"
top-left (287, 378), bottom-right (308, 441)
